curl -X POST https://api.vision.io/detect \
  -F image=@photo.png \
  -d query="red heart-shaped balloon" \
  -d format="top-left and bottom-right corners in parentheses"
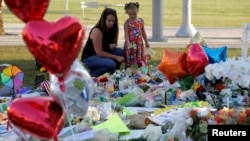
top-left (186, 43), bottom-right (209, 77)
top-left (7, 96), bottom-right (65, 140)
top-left (22, 16), bottom-right (84, 81)
top-left (4, 0), bottom-right (50, 23)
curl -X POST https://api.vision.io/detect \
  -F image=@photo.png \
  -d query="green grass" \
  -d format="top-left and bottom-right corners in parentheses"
top-left (2, 0), bottom-right (250, 27)
top-left (0, 46), bottom-right (248, 87)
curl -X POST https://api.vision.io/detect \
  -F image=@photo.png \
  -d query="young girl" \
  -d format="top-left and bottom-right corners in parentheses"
top-left (123, 2), bottom-right (150, 69)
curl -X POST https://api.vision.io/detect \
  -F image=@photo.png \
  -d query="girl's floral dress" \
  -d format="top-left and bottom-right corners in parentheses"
top-left (124, 18), bottom-right (145, 67)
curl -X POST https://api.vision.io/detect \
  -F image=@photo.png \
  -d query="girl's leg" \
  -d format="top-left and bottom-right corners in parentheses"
top-left (82, 55), bottom-right (116, 77)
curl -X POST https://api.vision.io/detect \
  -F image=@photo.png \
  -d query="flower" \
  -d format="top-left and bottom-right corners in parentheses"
top-left (213, 107), bottom-right (250, 125)
top-left (238, 108), bottom-right (250, 124)
top-left (186, 108), bottom-right (208, 141)
top-left (162, 107), bottom-right (250, 141)
top-left (163, 108), bottom-right (210, 141)
top-left (204, 57), bottom-right (250, 89)
top-left (213, 108), bottom-right (237, 124)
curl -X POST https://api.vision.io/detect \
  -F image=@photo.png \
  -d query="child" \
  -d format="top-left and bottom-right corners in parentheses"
top-left (123, 2), bottom-right (150, 69)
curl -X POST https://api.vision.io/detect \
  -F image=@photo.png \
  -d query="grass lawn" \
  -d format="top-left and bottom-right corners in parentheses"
top-left (0, 46), bottom-right (248, 87)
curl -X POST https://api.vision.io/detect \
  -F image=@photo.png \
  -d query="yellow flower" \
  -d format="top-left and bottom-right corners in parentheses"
top-left (193, 82), bottom-right (200, 91)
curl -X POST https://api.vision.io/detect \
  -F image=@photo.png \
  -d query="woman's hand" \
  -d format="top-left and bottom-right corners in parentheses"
top-left (115, 56), bottom-right (125, 63)
top-left (109, 43), bottom-right (116, 50)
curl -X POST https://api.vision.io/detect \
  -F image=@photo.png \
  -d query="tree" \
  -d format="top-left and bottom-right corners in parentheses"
top-left (0, 0), bottom-right (6, 35)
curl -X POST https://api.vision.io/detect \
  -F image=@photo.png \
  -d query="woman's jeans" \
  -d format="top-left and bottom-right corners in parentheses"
top-left (82, 48), bottom-right (124, 77)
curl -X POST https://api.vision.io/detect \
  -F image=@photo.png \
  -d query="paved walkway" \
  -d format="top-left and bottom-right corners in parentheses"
top-left (0, 23), bottom-right (244, 48)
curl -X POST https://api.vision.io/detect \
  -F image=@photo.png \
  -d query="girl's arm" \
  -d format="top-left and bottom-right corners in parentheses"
top-left (124, 20), bottom-right (130, 44)
top-left (91, 28), bottom-right (124, 62)
top-left (141, 20), bottom-right (150, 48)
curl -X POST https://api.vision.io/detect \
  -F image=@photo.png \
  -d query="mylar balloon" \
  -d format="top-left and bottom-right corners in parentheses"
top-left (7, 96), bottom-right (65, 140)
top-left (202, 45), bottom-right (227, 64)
top-left (189, 31), bottom-right (207, 46)
top-left (50, 59), bottom-right (94, 117)
top-left (4, 0), bottom-right (50, 23)
top-left (158, 49), bottom-right (188, 84)
top-left (22, 16), bottom-right (85, 81)
top-left (186, 43), bottom-right (209, 77)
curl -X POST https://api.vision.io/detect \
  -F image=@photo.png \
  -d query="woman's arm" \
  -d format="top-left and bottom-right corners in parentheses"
top-left (90, 28), bottom-right (124, 62)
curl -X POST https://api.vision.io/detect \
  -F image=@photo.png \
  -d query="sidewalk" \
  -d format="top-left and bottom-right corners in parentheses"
top-left (0, 23), bottom-right (244, 48)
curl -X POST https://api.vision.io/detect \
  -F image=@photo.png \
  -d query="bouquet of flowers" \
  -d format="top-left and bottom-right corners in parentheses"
top-left (162, 107), bottom-right (211, 141)
top-left (191, 57), bottom-right (250, 108)
top-left (213, 107), bottom-right (250, 125)
top-left (185, 108), bottom-right (209, 141)
top-left (204, 57), bottom-right (250, 89)
top-left (161, 107), bottom-right (250, 141)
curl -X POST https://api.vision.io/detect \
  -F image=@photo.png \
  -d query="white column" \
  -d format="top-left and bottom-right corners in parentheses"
top-left (65, 0), bottom-right (69, 15)
top-left (241, 23), bottom-right (249, 59)
top-left (149, 0), bottom-right (167, 42)
top-left (175, 0), bottom-right (197, 37)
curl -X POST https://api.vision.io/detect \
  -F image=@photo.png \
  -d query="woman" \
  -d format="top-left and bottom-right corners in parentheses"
top-left (81, 8), bottom-right (125, 77)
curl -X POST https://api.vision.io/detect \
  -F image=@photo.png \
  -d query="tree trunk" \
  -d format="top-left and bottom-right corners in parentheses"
top-left (0, 0), bottom-right (6, 35)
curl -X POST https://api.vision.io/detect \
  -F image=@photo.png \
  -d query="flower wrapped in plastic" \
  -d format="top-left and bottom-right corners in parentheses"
top-left (204, 57), bottom-right (250, 89)
top-left (213, 107), bottom-right (250, 125)
top-left (161, 107), bottom-right (212, 141)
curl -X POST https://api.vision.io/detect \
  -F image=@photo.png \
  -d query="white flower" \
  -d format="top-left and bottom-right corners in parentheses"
top-left (186, 117), bottom-right (193, 125)
top-left (204, 57), bottom-right (250, 89)
top-left (212, 64), bottom-right (224, 79)
top-left (198, 108), bottom-right (210, 117)
top-left (232, 73), bottom-right (244, 83)
top-left (204, 64), bottom-right (216, 80)
top-left (234, 61), bottom-right (247, 74)
top-left (205, 73), bottom-right (214, 81)
top-left (237, 74), bottom-right (250, 88)
top-left (218, 62), bottom-right (230, 78)
top-left (205, 64), bottom-right (214, 74)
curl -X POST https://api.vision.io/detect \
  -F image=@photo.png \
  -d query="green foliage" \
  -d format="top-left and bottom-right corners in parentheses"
top-left (116, 92), bottom-right (137, 106)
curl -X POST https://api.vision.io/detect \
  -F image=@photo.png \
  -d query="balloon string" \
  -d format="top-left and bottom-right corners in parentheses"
top-left (61, 91), bottom-right (77, 141)
top-left (44, 81), bottom-right (76, 141)
top-left (11, 124), bottom-right (29, 141)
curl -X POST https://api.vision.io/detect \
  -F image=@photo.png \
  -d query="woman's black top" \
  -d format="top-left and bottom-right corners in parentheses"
top-left (81, 25), bottom-right (116, 60)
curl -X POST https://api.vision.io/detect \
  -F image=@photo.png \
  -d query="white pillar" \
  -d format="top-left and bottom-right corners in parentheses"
top-left (241, 23), bottom-right (249, 59)
top-left (175, 0), bottom-right (197, 37)
top-left (65, 0), bottom-right (69, 15)
top-left (149, 0), bottom-right (167, 42)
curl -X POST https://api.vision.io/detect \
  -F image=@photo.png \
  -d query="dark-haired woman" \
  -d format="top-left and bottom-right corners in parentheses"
top-left (81, 8), bottom-right (125, 77)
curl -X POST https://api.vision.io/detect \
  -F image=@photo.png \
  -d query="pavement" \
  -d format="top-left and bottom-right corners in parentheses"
top-left (0, 23), bottom-right (244, 48)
